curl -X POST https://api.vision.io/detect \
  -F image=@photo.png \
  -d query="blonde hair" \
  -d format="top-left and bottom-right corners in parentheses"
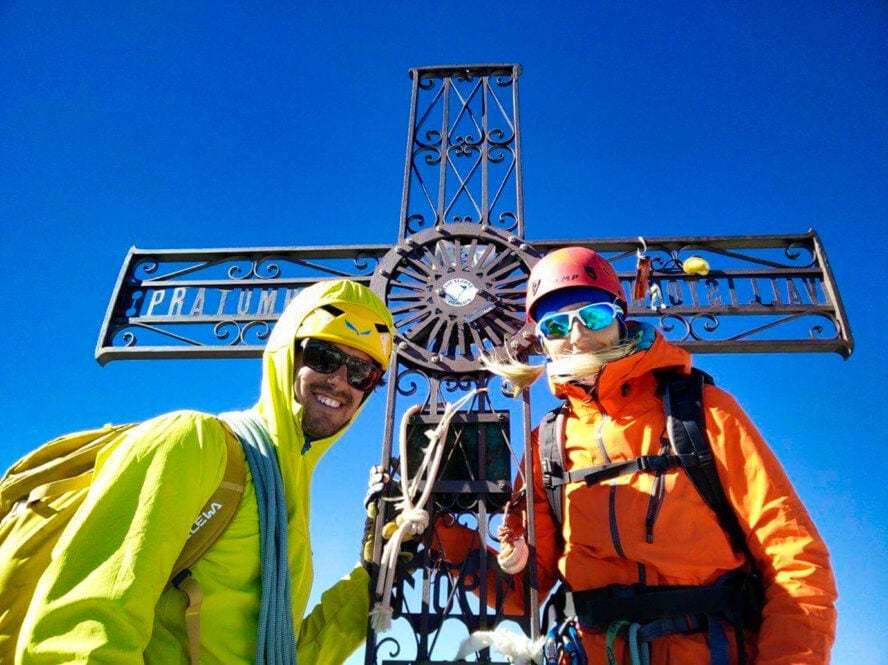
top-left (482, 338), bottom-right (638, 397)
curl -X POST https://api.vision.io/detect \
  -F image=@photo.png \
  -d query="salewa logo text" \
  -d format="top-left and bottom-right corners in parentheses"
top-left (187, 502), bottom-right (224, 539)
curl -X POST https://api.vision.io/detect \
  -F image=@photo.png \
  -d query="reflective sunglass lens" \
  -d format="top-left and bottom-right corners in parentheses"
top-left (304, 340), bottom-right (381, 391)
top-left (304, 343), bottom-right (341, 373)
top-left (536, 303), bottom-right (619, 340)
top-left (344, 359), bottom-right (379, 391)
top-left (577, 304), bottom-right (616, 331)
top-left (539, 316), bottom-right (571, 339)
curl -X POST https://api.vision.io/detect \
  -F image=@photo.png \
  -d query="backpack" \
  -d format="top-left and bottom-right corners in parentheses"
top-left (538, 367), bottom-right (764, 645)
top-left (0, 420), bottom-right (246, 665)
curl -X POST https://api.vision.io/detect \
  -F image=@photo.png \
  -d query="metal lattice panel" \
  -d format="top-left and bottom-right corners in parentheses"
top-left (96, 232), bottom-right (853, 364)
top-left (95, 245), bottom-right (387, 363)
top-left (399, 65), bottom-right (524, 237)
top-left (524, 231), bottom-right (853, 358)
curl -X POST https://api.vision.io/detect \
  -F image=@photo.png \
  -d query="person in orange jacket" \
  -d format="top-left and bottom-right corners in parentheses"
top-left (433, 247), bottom-right (837, 664)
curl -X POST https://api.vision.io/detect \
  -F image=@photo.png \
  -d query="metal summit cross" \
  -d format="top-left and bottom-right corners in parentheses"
top-left (97, 64), bottom-right (853, 665)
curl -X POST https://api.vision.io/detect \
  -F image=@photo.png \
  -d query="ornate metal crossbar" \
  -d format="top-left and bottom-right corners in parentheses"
top-left (96, 230), bottom-right (852, 364)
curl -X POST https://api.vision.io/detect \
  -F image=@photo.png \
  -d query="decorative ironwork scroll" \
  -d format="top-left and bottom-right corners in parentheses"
top-left (369, 375), bottom-right (527, 665)
top-left (369, 67), bottom-right (537, 662)
top-left (527, 231), bottom-right (853, 359)
top-left (370, 223), bottom-right (538, 374)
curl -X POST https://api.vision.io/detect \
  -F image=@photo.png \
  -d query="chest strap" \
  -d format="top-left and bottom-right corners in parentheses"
top-left (542, 453), bottom-right (704, 490)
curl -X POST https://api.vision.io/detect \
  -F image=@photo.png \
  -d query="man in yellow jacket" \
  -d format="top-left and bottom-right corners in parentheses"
top-left (17, 279), bottom-right (394, 664)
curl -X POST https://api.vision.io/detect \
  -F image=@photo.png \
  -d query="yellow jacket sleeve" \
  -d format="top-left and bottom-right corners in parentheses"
top-left (296, 564), bottom-right (370, 664)
top-left (17, 411), bottom-right (229, 664)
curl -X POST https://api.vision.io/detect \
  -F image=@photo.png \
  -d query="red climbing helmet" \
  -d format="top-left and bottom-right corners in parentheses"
top-left (526, 247), bottom-right (626, 322)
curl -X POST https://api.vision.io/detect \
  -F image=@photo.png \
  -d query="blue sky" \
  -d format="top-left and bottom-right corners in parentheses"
top-left (1, 2), bottom-right (885, 662)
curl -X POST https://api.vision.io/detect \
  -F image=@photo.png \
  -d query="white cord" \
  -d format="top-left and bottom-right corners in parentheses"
top-left (370, 390), bottom-right (484, 631)
top-left (456, 626), bottom-right (545, 665)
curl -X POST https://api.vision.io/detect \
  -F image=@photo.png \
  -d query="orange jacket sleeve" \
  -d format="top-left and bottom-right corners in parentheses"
top-left (705, 385), bottom-right (837, 664)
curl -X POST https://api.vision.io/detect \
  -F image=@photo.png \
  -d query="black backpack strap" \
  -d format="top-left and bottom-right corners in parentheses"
top-left (664, 369), bottom-right (755, 563)
top-left (576, 453), bottom-right (701, 486)
top-left (539, 404), bottom-right (568, 529)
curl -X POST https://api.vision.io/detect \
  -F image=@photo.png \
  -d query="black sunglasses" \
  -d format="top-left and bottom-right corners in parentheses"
top-left (301, 339), bottom-right (384, 392)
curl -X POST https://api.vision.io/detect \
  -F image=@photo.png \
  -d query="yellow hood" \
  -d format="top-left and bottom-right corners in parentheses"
top-left (255, 279), bottom-right (394, 461)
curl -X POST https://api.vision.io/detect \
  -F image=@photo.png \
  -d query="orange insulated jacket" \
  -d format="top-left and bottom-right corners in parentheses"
top-left (436, 330), bottom-right (836, 664)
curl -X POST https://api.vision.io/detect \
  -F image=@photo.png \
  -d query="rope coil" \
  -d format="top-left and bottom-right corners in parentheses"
top-left (220, 411), bottom-right (296, 665)
top-left (370, 390), bottom-right (483, 632)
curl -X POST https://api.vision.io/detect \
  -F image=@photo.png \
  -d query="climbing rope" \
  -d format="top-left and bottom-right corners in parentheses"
top-left (221, 410), bottom-right (296, 665)
top-left (606, 621), bottom-right (650, 665)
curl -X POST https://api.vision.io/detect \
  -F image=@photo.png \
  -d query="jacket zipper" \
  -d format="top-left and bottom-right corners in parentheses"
top-left (609, 483), bottom-right (626, 558)
top-left (593, 407), bottom-right (626, 559)
top-left (645, 472), bottom-right (666, 544)
top-left (644, 437), bottom-right (671, 543)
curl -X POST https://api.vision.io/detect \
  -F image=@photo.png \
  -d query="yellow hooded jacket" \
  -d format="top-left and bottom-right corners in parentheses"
top-left (17, 280), bottom-right (394, 664)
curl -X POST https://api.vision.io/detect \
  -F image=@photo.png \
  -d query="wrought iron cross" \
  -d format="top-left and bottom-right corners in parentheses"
top-left (97, 64), bottom-right (853, 665)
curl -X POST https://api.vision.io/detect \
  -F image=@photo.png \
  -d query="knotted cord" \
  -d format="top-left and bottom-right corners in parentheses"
top-left (369, 389), bottom-right (483, 632)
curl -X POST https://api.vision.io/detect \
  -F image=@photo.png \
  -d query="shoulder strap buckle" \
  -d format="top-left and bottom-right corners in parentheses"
top-left (541, 458), bottom-right (563, 490)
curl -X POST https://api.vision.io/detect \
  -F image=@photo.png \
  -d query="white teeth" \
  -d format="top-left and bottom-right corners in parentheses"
top-left (316, 394), bottom-right (342, 408)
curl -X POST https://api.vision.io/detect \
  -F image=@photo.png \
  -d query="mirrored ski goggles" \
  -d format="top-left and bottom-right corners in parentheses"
top-left (301, 339), bottom-right (384, 391)
top-left (535, 302), bottom-right (622, 340)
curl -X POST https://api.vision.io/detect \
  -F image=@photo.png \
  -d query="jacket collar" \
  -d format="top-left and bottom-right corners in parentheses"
top-left (555, 325), bottom-right (691, 414)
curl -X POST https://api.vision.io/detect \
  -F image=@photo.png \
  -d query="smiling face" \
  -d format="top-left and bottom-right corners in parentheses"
top-left (293, 340), bottom-right (372, 439)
